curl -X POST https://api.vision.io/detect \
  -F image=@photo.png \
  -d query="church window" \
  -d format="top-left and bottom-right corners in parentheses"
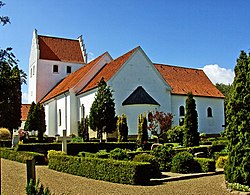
top-left (58, 109), bottom-right (62, 126)
top-left (179, 118), bottom-right (184, 126)
top-left (207, 107), bottom-right (213, 117)
top-left (30, 67), bottom-right (32, 77)
top-left (33, 66), bottom-right (35, 75)
top-left (179, 106), bottom-right (185, 116)
top-left (66, 66), bottom-right (71, 74)
top-left (53, 65), bottom-right (58, 73)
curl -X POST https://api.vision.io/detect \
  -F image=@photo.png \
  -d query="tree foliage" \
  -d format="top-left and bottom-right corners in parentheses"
top-left (0, 1), bottom-right (10, 26)
top-left (89, 78), bottom-right (116, 142)
top-left (117, 114), bottom-right (128, 142)
top-left (78, 115), bottom-right (89, 141)
top-left (224, 51), bottom-right (250, 186)
top-left (183, 92), bottom-right (199, 147)
top-left (147, 111), bottom-right (173, 142)
top-left (0, 48), bottom-right (26, 133)
top-left (137, 114), bottom-right (148, 145)
top-left (24, 102), bottom-right (46, 141)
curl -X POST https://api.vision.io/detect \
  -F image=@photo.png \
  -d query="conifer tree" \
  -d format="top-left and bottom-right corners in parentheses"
top-left (183, 92), bottom-right (199, 147)
top-left (224, 51), bottom-right (250, 185)
top-left (24, 102), bottom-right (46, 141)
top-left (89, 78), bottom-right (116, 142)
top-left (117, 114), bottom-right (128, 142)
top-left (78, 115), bottom-right (89, 141)
top-left (137, 114), bottom-right (148, 145)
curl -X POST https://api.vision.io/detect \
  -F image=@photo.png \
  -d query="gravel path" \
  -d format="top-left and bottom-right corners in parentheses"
top-left (1, 158), bottom-right (231, 195)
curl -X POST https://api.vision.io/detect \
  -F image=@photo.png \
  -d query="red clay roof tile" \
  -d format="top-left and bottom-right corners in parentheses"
top-left (40, 52), bottom-right (107, 103)
top-left (154, 64), bottom-right (224, 98)
top-left (21, 104), bottom-right (31, 121)
top-left (38, 35), bottom-right (84, 63)
top-left (78, 47), bottom-right (139, 94)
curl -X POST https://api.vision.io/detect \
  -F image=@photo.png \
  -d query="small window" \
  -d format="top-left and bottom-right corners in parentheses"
top-left (33, 66), bottom-right (35, 75)
top-left (58, 109), bottom-right (62, 126)
top-left (53, 65), bottom-right (58, 73)
top-left (66, 66), bottom-right (71, 74)
top-left (30, 67), bottom-right (32, 78)
top-left (179, 106), bottom-right (185, 116)
top-left (207, 107), bottom-right (213, 117)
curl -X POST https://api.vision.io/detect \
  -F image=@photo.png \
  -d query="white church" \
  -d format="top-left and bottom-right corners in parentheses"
top-left (27, 30), bottom-right (225, 138)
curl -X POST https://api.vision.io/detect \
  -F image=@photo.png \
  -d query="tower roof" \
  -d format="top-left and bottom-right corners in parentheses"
top-left (38, 35), bottom-right (85, 64)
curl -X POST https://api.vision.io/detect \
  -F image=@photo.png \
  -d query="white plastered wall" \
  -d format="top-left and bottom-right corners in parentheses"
top-left (109, 48), bottom-right (172, 135)
top-left (171, 95), bottom-right (225, 134)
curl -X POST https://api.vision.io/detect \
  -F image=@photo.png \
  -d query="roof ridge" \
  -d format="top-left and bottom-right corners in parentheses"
top-left (38, 35), bottom-right (79, 42)
top-left (154, 63), bottom-right (203, 71)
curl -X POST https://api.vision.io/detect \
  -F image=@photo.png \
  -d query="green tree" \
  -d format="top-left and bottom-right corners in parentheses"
top-left (224, 51), bottom-right (250, 186)
top-left (24, 102), bottom-right (46, 141)
top-left (117, 114), bottom-right (128, 142)
top-left (183, 92), bottom-right (199, 147)
top-left (78, 115), bottom-right (89, 141)
top-left (89, 77), bottom-right (116, 142)
top-left (0, 48), bottom-right (26, 134)
top-left (137, 114), bottom-right (148, 145)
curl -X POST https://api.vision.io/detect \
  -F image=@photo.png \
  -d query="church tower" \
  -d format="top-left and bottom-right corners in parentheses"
top-left (28, 29), bottom-right (87, 103)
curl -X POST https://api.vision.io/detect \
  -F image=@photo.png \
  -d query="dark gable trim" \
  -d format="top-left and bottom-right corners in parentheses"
top-left (122, 86), bottom-right (160, 106)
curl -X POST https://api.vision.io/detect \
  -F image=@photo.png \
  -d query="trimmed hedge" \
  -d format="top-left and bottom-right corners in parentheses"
top-left (17, 142), bottom-right (144, 156)
top-left (194, 158), bottom-right (215, 172)
top-left (48, 154), bottom-right (151, 185)
top-left (0, 140), bottom-right (12, 147)
top-left (0, 148), bottom-right (45, 164)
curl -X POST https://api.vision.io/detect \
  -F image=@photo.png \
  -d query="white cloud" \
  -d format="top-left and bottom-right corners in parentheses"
top-left (202, 64), bottom-right (234, 85)
top-left (87, 52), bottom-right (95, 62)
top-left (22, 92), bottom-right (28, 104)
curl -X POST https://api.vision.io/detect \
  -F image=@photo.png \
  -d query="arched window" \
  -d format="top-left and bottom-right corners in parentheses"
top-left (179, 106), bottom-right (185, 116)
top-left (207, 107), bottom-right (212, 117)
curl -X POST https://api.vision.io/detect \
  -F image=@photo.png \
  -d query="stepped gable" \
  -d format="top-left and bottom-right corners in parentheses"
top-left (78, 47), bottom-right (139, 94)
top-left (40, 53), bottom-right (107, 103)
top-left (154, 64), bottom-right (224, 98)
top-left (38, 35), bottom-right (84, 63)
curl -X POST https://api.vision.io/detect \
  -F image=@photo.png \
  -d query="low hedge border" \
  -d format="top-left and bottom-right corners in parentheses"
top-left (194, 157), bottom-right (215, 172)
top-left (0, 148), bottom-right (45, 164)
top-left (48, 154), bottom-right (152, 185)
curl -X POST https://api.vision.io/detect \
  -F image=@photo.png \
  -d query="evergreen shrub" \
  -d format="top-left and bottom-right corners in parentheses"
top-left (171, 151), bottom-right (199, 173)
top-left (48, 154), bottom-right (152, 185)
top-left (133, 153), bottom-right (161, 178)
top-left (26, 179), bottom-right (51, 195)
top-left (0, 127), bottom-right (11, 140)
top-left (151, 145), bottom-right (174, 171)
top-left (109, 148), bottom-right (129, 160)
top-left (194, 158), bottom-right (215, 172)
top-left (216, 156), bottom-right (228, 168)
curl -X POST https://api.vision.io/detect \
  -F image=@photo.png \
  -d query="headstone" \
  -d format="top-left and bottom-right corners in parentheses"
top-left (62, 130), bottom-right (67, 154)
top-left (26, 159), bottom-right (36, 184)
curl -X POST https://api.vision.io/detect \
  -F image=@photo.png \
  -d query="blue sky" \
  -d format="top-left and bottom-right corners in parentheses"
top-left (1, 0), bottom-right (250, 103)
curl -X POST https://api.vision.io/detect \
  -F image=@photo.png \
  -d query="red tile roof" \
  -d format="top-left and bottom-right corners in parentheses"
top-left (78, 47), bottom-right (139, 94)
top-left (40, 52), bottom-right (108, 103)
top-left (154, 64), bottom-right (224, 98)
top-left (21, 104), bottom-right (31, 121)
top-left (38, 35), bottom-right (84, 63)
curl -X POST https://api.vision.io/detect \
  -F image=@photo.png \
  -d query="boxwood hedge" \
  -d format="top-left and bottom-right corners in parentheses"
top-left (48, 154), bottom-right (152, 185)
top-left (0, 148), bottom-right (45, 164)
